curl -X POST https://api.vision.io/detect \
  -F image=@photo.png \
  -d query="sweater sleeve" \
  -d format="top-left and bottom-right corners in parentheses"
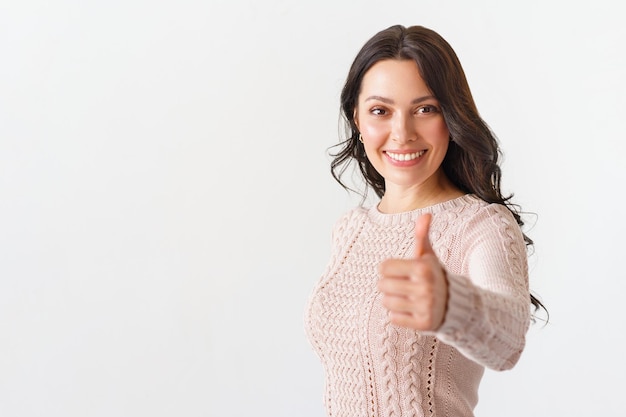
top-left (433, 204), bottom-right (531, 371)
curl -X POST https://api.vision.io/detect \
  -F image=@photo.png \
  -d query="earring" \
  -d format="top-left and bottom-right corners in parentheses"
top-left (358, 134), bottom-right (364, 143)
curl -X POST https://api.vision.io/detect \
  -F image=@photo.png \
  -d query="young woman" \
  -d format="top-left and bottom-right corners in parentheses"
top-left (305, 24), bottom-right (546, 417)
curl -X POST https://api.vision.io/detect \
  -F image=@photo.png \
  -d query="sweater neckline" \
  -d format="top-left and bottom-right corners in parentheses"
top-left (366, 194), bottom-right (479, 226)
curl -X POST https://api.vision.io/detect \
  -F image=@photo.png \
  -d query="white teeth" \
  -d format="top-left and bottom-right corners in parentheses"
top-left (387, 150), bottom-right (425, 161)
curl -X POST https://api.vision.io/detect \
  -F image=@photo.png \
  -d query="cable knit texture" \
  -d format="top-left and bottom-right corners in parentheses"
top-left (305, 194), bottom-right (530, 417)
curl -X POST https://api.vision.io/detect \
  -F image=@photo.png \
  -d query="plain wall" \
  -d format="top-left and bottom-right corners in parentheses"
top-left (1, 1), bottom-right (624, 416)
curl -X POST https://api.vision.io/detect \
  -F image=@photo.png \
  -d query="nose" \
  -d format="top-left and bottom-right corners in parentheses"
top-left (391, 112), bottom-right (417, 143)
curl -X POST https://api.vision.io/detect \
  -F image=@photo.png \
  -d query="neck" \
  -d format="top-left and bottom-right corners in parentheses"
top-left (377, 174), bottom-right (465, 214)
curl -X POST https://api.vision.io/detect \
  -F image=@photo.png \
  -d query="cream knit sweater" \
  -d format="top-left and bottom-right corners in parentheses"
top-left (305, 194), bottom-right (530, 417)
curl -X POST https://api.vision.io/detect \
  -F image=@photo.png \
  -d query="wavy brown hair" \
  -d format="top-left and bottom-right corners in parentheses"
top-left (330, 24), bottom-right (547, 319)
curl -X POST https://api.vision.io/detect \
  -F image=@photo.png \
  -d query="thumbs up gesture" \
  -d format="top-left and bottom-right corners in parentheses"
top-left (377, 213), bottom-right (449, 331)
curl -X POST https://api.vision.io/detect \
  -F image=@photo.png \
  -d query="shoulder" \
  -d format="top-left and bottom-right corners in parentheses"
top-left (443, 195), bottom-right (518, 226)
top-left (331, 206), bottom-right (368, 238)
top-left (468, 200), bottom-right (521, 233)
top-left (456, 197), bottom-right (526, 251)
top-left (431, 195), bottom-right (510, 230)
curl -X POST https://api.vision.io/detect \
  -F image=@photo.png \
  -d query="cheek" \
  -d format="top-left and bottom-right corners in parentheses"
top-left (425, 120), bottom-right (450, 144)
top-left (356, 109), bottom-right (389, 139)
top-left (359, 122), bottom-right (389, 142)
top-left (432, 117), bottom-right (450, 135)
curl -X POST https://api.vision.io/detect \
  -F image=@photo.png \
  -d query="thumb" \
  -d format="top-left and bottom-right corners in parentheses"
top-left (414, 213), bottom-right (434, 258)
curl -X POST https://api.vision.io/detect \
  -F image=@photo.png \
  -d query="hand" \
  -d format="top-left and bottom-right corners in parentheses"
top-left (377, 213), bottom-right (449, 331)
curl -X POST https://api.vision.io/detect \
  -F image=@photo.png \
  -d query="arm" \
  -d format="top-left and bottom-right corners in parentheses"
top-left (435, 204), bottom-right (531, 370)
top-left (377, 205), bottom-right (531, 371)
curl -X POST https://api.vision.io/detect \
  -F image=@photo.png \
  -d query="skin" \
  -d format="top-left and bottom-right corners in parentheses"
top-left (354, 59), bottom-right (465, 331)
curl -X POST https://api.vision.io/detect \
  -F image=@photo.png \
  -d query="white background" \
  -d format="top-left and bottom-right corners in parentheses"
top-left (1, 1), bottom-right (624, 416)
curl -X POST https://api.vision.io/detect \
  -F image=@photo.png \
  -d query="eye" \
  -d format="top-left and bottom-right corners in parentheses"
top-left (370, 107), bottom-right (387, 116)
top-left (416, 104), bottom-right (440, 115)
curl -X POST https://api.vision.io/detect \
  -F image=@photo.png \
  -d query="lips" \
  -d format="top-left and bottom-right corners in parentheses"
top-left (385, 150), bottom-right (426, 161)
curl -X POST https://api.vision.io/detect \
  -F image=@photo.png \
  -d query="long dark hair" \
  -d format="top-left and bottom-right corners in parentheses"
top-left (330, 24), bottom-right (547, 320)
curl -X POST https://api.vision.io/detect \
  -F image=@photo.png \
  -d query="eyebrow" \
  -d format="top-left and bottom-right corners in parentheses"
top-left (364, 95), bottom-right (436, 104)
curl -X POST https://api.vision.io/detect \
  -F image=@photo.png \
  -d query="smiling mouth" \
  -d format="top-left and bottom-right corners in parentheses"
top-left (386, 150), bottom-right (426, 161)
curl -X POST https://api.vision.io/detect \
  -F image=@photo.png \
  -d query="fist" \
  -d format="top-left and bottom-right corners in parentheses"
top-left (377, 213), bottom-right (449, 331)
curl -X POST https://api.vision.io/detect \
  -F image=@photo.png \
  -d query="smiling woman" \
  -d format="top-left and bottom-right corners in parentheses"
top-left (355, 59), bottom-right (461, 213)
top-left (305, 24), bottom-right (548, 417)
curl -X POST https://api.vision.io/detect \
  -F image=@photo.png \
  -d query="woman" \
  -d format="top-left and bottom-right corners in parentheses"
top-left (305, 24), bottom-right (546, 417)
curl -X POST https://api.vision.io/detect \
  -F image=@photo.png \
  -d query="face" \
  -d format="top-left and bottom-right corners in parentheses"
top-left (354, 59), bottom-right (450, 195)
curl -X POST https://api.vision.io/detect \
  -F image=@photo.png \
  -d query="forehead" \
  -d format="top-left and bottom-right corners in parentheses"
top-left (359, 59), bottom-right (431, 98)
